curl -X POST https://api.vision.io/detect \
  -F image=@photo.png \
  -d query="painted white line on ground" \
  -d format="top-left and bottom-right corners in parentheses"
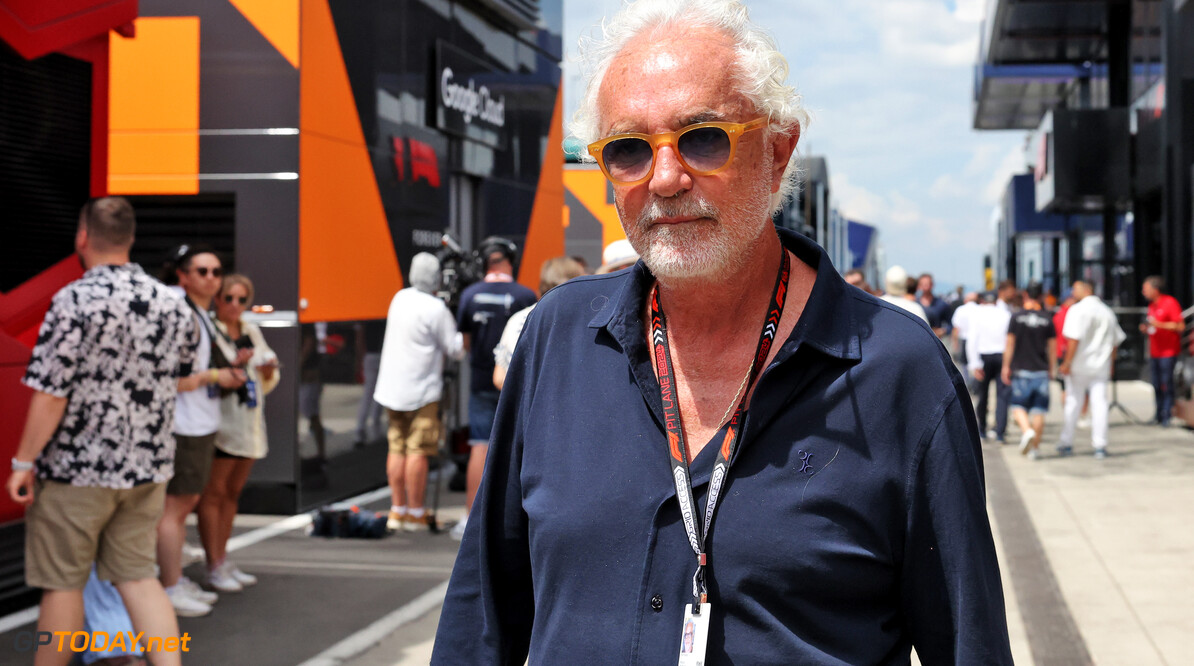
top-left (0, 607), bottom-right (39, 635)
top-left (0, 485), bottom-right (394, 632)
top-left (297, 580), bottom-right (450, 666)
top-left (225, 486), bottom-right (391, 552)
top-left (225, 512), bottom-right (313, 553)
top-left (232, 560), bottom-right (454, 575)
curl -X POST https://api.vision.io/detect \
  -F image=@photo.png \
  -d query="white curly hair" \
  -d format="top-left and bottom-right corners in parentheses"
top-left (570, 0), bottom-right (809, 214)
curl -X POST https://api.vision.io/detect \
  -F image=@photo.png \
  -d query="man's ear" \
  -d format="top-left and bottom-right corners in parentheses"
top-left (771, 126), bottom-right (800, 194)
top-left (75, 224), bottom-right (88, 254)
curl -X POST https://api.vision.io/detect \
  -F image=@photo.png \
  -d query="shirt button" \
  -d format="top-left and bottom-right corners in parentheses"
top-left (650, 594), bottom-right (664, 612)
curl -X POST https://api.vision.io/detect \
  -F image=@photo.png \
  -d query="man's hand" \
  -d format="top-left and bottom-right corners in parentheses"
top-left (6, 469), bottom-right (34, 506)
top-left (1001, 367), bottom-right (1011, 385)
top-left (1059, 361), bottom-right (1071, 376)
top-left (973, 367), bottom-right (985, 382)
top-left (217, 368), bottom-right (247, 388)
top-left (257, 362), bottom-right (276, 382)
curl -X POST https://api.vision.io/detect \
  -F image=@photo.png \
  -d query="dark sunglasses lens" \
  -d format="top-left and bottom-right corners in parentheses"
top-left (224, 295), bottom-right (247, 305)
top-left (678, 126), bottom-right (732, 172)
top-left (196, 267), bottom-right (222, 277)
top-left (602, 138), bottom-right (653, 182)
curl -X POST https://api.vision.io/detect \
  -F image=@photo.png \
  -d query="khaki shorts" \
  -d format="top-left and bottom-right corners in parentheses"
top-left (25, 480), bottom-right (166, 589)
top-left (387, 402), bottom-right (441, 456)
top-left (168, 432), bottom-right (216, 496)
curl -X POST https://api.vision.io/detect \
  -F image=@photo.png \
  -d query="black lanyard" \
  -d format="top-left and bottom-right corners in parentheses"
top-left (650, 247), bottom-right (791, 610)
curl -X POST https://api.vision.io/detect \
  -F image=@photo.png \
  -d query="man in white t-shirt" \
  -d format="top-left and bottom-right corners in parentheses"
top-left (374, 253), bottom-right (463, 532)
top-left (1058, 280), bottom-right (1126, 458)
top-left (951, 292), bottom-right (980, 364)
top-left (966, 292), bottom-right (1013, 442)
top-left (158, 247), bottom-right (246, 616)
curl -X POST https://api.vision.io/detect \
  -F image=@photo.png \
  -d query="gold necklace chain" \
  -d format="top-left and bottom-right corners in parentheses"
top-left (717, 357), bottom-right (756, 429)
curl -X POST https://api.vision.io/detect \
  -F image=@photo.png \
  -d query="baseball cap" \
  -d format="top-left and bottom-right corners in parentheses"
top-left (598, 239), bottom-right (639, 274)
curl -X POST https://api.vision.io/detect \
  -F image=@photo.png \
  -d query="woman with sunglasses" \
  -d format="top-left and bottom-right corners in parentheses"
top-left (199, 273), bottom-right (279, 593)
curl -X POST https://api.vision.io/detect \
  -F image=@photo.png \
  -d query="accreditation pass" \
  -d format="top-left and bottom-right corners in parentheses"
top-left (677, 603), bottom-right (711, 665)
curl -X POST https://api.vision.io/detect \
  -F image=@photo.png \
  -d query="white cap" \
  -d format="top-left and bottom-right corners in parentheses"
top-left (885, 265), bottom-right (909, 296)
top-left (598, 239), bottom-right (639, 274)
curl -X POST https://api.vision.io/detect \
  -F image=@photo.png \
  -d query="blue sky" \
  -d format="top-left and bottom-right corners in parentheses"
top-left (562, 0), bottom-right (1027, 291)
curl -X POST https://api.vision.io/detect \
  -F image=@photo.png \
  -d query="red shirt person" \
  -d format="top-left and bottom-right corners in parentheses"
top-left (1141, 276), bottom-right (1186, 425)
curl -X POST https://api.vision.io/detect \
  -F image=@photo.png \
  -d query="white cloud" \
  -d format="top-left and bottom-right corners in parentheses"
top-left (982, 142), bottom-right (1028, 204)
top-left (929, 173), bottom-right (969, 200)
top-left (831, 172), bottom-right (887, 224)
top-left (954, 0), bottom-right (989, 23)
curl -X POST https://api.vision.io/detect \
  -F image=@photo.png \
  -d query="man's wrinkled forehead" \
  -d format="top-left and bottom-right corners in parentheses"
top-left (596, 27), bottom-right (744, 134)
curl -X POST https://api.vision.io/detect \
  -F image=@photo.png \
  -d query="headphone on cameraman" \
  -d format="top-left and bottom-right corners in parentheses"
top-left (479, 236), bottom-right (518, 270)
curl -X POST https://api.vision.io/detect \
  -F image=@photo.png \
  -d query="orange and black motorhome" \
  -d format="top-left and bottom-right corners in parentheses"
top-left (0, 0), bottom-right (563, 612)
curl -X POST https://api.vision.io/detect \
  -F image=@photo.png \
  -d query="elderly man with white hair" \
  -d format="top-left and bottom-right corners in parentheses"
top-left (374, 253), bottom-right (463, 532)
top-left (433, 1), bottom-right (1011, 663)
top-left (880, 265), bottom-right (928, 322)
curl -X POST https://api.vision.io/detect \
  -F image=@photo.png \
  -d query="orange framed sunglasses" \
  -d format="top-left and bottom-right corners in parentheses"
top-left (587, 117), bottom-right (767, 186)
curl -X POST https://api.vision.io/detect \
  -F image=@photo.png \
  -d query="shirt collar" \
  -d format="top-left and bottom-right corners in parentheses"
top-left (83, 262), bottom-right (142, 279)
top-left (589, 227), bottom-right (861, 362)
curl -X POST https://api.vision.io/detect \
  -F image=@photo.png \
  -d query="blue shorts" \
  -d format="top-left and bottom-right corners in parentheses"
top-left (468, 390), bottom-right (500, 446)
top-left (1010, 371), bottom-right (1050, 414)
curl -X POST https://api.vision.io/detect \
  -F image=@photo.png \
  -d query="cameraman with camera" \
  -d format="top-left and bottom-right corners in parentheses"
top-left (451, 239), bottom-right (536, 540)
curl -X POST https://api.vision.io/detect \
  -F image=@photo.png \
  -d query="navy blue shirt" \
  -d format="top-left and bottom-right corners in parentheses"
top-left (921, 295), bottom-right (952, 334)
top-left (434, 230), bottom-right (1011, 665)
top-left (456, 279), bottom-right (537, 393)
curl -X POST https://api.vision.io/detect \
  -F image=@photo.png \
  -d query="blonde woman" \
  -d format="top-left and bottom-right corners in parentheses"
top-left (199, 274), bottom-right (279, 592)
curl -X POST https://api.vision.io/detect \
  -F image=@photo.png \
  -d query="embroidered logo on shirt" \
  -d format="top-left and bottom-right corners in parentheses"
top-left (797, 450), bottom-right (815, 475)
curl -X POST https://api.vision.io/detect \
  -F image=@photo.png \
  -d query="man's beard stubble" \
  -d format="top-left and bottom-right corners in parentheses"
top-left (620, 191), bottom-right (770, 281)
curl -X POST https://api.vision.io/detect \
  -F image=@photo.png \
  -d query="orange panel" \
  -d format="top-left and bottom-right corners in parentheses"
top-left (517, 80), bottom-right (567, 293)
top-left (229, 0), bottom-right (299, 68)
top-left (107, 17), bottom-right (199, 194)
top-left (108, 133), bottom-right (200, 194)
top-left (564, 166), bottom-right (627, 247)
top-left (299, 0), bottom-right (401, 323)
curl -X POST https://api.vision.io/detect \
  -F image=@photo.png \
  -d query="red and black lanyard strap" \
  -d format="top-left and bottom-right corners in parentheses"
top-left (649, 247), bottom-right (791, 612)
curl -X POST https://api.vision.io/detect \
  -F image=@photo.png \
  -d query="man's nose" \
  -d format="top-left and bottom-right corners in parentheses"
top-left (648, 143), bottom-right (692, 198)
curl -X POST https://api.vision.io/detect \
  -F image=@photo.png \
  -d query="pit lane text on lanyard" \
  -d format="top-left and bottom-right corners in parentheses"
top-left (650, 248), bottom-right (790, 662)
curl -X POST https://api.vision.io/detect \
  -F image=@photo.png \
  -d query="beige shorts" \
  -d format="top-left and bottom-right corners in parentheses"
top-left (25, 480), bottom-right (166, 589)
top-left (387, 402), bottom-right (441, 456)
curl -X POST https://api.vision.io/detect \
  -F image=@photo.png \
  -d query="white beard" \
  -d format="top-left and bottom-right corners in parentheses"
top-left (621, 187), bottom-right (771, 280)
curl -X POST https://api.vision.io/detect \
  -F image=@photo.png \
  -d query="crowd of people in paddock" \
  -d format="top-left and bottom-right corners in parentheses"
top-left (846, 267), bottom-right (1186, 459)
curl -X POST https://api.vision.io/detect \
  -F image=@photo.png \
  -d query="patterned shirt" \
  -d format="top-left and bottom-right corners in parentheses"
top-left (22, 263), bottom-right (197, 488)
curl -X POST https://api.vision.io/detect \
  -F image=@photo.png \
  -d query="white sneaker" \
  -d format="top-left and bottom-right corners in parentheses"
top-left (386, 511), bottom-right (404, 531)
top-left (166, 583), bottom-right (212, 617)
top-left (224, 561), bottom-right (257, 587)
top-left (1077, 417), bottom-right (1091, 429)
top-left (206, 563), bottom-right (244, 593)
top-left (1019, 429), bottom-right (1036, 455)
top-left (181, 543), bottom-right (205, 568)
top-left (449, 516), bottom-right (468, 541)
top-left (178, 576), bottom-right (218, 605)
top-left (1028, 449), bottom-right (1039, 461)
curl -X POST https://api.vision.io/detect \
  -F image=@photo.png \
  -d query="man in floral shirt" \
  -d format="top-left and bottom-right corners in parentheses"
top-left (6, 197), bottom-right (213, 665)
